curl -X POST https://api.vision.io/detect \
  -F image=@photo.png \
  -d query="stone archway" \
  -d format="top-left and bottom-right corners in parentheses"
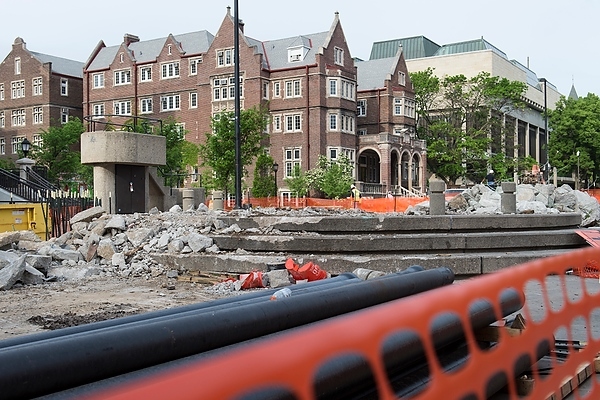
top-left (358, 149), bottom-right (380, 184)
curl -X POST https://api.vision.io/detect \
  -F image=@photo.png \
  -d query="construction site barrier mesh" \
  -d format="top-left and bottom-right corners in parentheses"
top-left (220, 196), bottom-right (428, 213)
top-left (86, 247), bottom-right (600, 400)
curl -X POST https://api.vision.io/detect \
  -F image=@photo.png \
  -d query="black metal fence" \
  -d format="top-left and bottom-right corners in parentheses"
top-left (48, 195), bottom-right (98, 239)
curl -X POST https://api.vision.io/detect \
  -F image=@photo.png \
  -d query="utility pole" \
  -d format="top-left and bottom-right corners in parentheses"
top-left (233, 0), bottom-right (242, 209)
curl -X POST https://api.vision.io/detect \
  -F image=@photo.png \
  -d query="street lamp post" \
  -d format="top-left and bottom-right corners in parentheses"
top-left (21, 138), bottom-right (31, 158)
top-left (577, 150), bottom-right (580, 190)
top-left (272, 162), bottom-right (279, 207)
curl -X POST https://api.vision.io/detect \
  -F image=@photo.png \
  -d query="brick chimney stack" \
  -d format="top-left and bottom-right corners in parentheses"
top-left (123, 33), bottom-right (140, 46)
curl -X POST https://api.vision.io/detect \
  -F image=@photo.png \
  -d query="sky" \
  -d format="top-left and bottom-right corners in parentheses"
top-left (2, 0), bottom-right (597, 97)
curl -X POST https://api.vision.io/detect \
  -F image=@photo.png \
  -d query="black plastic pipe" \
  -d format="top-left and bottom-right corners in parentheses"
top-left (0, 272), bottom-right (363, 350)
top-left (0, 266), bottom-right (451, 399)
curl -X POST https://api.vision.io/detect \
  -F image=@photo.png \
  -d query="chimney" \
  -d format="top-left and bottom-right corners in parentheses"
top-left (124, 33), bottom-right (140, 46)
top-left (239, 20), bottom-right (244, 33)
top-left (13, 37), bottom-right (26, 50)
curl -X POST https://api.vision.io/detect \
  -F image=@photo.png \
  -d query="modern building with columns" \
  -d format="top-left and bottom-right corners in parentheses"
top-left (370, 36), bottom-right (563, 183)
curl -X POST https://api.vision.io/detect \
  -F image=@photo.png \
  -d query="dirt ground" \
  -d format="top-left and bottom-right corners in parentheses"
top-left (0, 274), bottom-right (231, 341)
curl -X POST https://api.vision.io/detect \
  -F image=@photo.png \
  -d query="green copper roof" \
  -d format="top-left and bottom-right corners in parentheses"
top-left (435, 37), bottom-right (507, 58)
top-left (369, 36), bottom-right (440, 60)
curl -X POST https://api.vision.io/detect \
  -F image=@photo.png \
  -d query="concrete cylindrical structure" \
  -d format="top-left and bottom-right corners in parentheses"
top-left (182, 189), bottom-right (195, 211)
top-left (429, 180), bottom-right (446, 215)
top-left (212, 190), bottom-right (224, 211)
top-left (501, 182), bottom-right (517, 214)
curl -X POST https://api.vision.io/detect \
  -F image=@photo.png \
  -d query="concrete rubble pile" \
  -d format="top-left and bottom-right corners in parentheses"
top-left (0, 183), bottom-right (598, 291)
top-left (409, 183), bottom-right (600, 227)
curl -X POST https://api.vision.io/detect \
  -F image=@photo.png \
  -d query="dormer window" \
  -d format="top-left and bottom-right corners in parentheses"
top-left (288, 48), bottom-right (304, 63)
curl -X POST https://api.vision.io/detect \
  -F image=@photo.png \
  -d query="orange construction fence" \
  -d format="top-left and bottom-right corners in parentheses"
top-left (222, 195), bottom-right (428, 213)
top-left (86, 247), bottom-right (600, 399)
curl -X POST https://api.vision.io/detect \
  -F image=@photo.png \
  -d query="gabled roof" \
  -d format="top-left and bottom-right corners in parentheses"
top-left (261, 32), bottom-right (329, 70)
top-left (87, 30), bottom-right (214, 71)
top-left (370, 36), bottom-right (440, 60)
top-left (356, 57), bottom-right (398, 91)
top-left (30, 51), bottom-right (84, 78)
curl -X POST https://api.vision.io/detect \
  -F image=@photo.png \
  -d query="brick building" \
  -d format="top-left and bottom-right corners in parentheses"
top-left (355, 48), bottom-right (423, 194)
top-left (0, 37), bottom-right (83, 161)
top-left (84, 8), bottom-right (422, 196)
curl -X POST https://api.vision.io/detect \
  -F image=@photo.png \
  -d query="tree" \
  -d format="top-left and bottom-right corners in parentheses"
top-left (31, 117), bottom-right (85, 187)
top-left (251, 153), bottom-right (276, 197)
top-left (124, 116), bottom-right (199, 187)
top-left (548, 93), bottom-right (600, 188)
top-left (198, 106), bottom-right (270, 193)
top-left (284, 165), bottom-right (309, 197)
top-left (411, 69), bottom-right (527, 186)
top-left (306, 155), bottom-right (354, 199)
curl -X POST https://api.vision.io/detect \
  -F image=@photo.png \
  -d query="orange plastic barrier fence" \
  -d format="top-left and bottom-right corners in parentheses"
top-left (221, 196), bottom-right (428, 213)
top-left (86, 247), bottom-right (600, 400)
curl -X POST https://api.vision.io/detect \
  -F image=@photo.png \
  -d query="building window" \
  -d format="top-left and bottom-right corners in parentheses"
top-left (284, 114), bottom-right (302, 132)
top-left (11, 137), bottom-right (25, 154)
top-left (0, 138), bottom-right (4, 154)
top-left (334, 47), bottom-right (344, 66)
top-left (160, 94), bottom-right (180, 111)
top-left (61, 108), bottom-right (69, 124)
top-left (273, 81), bottom-right (281, 98)
top-left (212, 75), bottom-right (243, 101)
top-left (273, 115), bottom-right (282, 132)
top-left (404, 98), bottom-right (415, 118)
top-left (11, 80), bottom-right (25, 99)
top-left (114, 69), bottom-right (131, 85)
top-left (161, 62), bottom-right (180, 79)
top-left (329, 114), bottom-right (338, 131)
top-left (357, 100), bottom-right (366, 116)
top-left (92, 73), bottom-right (104, 88)
top-left (33, 134), bottom-right (42, 148)
top-left (190, 92), bottom-right (198, 108)
top-left (119, 53), bottom-right (124, 63)
top-left (92, 103), bottom-right (105, 117)
top-left (167, 45), bottom-right (172, 55)
top-left (0, 83), bottom-right (4, 100)
top-left (189, 57), bottom-right (202, 75)
top-left (217, 49), bottom-right (233, 67)
top-left (262, 82), bottom-right (269, 99)
top-left (114, 100), bottom-right (131, 115)
top-left (284, 147), bottom-right (301, 178)
top-left (60, 78), bottom-right (68, 96)
top-left (33, 106), bottom-right (43, 124)
top-left (11, 109), bottom-right (25, 126)
top-left (0, 112), bottom-right (4, 128)
top-left (140, 98), bottom-right (153, 114)
top-left (14, 58), bottom-right (21, 75)
top-left (358, 129), bottom-right (367, 136)
top-left (328, 78), bottom-right (354, 100)
top-left (285, 79), bottom-right (301, 98)
top-left (140, 67), bottom-right (152, 82)
top-left (394, 98), bottom-right (402, 116)
top-left (398, 71), bottom-right (406, 86)
top-left (329, 79), bottom-right (337, 96)
top-left (32, 77), bottom-right (42, 96)
top-left (175, 123), bottom-right (185, 139)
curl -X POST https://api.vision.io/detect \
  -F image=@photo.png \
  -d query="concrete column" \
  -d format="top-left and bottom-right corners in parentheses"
top-left (429, 180), bottom-right (446, 215)
top-left (501, 182), bottom-right (517, 214)
top-left (15, 158), bottom-right (35, 181)
top-left (212, 190), bottom-right (224, 211)
top-left (182, 189), bottom-right (195, 211)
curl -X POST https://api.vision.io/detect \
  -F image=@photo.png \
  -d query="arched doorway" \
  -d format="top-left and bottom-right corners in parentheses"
top-left (358, 149), bottom-right (380, 184)
top-left (401, 152), bottom-right (410, 189)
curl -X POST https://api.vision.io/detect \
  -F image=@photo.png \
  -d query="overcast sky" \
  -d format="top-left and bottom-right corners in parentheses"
top-left (2, 0), bottom-right (596, 97)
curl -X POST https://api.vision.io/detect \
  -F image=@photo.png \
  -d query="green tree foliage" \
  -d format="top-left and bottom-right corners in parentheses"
top-left (198, 106), bottom-right (270, 193)
top-left (284, 165), bottom-right (309, 197)
top-left (306, 155), bottom-right (354, 199)
top-left (124, 116), bottom-right (199, 187)
top-left (251, 153), bottom-right (276, 197)
top-left (548, 93), bottom-right (600, 187)
top-left (31, 118), bottom-right (85, 187)
top-left (411, 68), bottom-right (527, 186)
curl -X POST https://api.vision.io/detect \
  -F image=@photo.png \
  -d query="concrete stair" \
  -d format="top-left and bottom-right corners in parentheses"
top-left (151, 213), bottom-right (589, 277)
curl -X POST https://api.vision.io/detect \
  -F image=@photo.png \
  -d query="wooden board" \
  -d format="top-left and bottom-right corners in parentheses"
top-left (576, 229), bottom-right (600, 248)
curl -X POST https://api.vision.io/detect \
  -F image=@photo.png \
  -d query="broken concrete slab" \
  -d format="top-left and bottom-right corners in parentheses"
top-left (22, 264), bottom-right (45, 285)
top-left (69, 206), bottom-right (105, 225)
top-left (0, 255), bottom-right (26, 290)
